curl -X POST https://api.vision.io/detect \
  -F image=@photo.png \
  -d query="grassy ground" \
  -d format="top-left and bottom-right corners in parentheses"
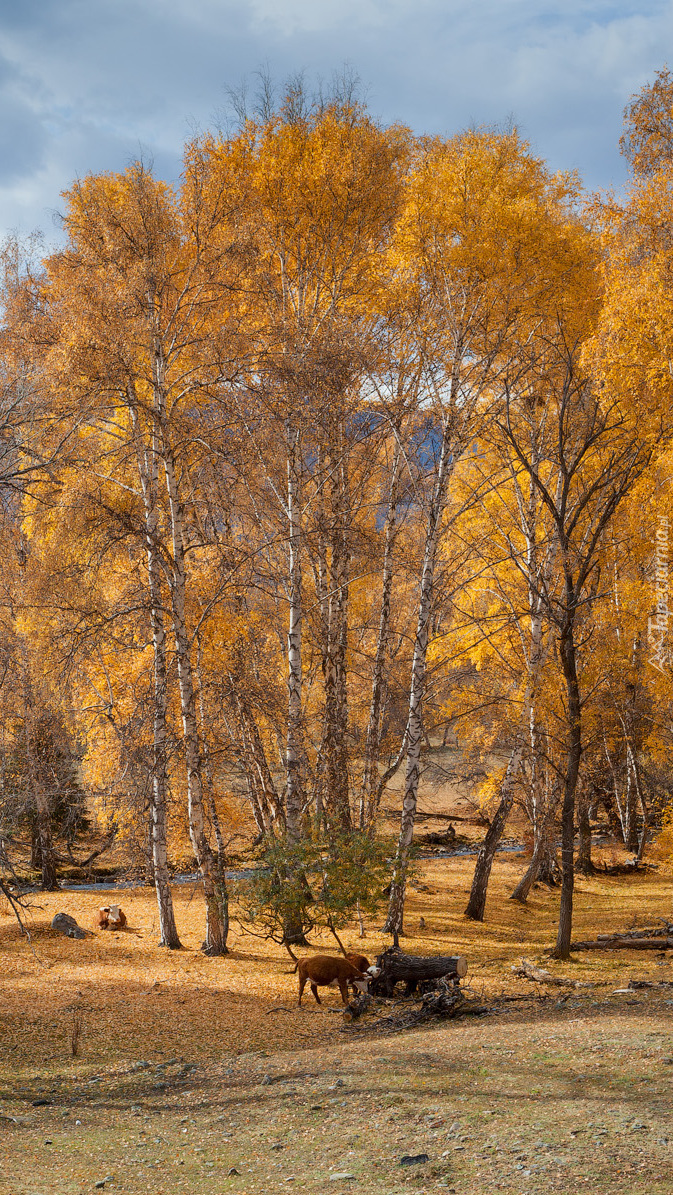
top-left (1, 849), bottom-right (672, 1194)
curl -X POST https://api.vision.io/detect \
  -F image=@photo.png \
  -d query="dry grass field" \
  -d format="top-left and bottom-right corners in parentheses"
top-left (1, 849), bottom-right (673, 1194)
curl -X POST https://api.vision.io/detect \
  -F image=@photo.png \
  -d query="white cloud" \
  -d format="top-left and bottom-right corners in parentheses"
top-left (0, 0), bottom-right (670, 241)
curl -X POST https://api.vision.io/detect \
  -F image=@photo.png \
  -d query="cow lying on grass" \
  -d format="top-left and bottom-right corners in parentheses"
top-left (94, 905), bottom-right (127, 930)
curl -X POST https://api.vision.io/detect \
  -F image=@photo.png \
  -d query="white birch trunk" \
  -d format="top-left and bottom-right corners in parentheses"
top-left (132, 407), bottom-right (182, 949)
top-left (285, 429), bottom-right (304, 845)
top-left (323, 446), bottom-right (351, 832)
top-left (156, 348), bottom-right (228, 955)
top-left (384, 422), bottom-right (455, 934)
top-left (360, 441), bottom-right (402, 829)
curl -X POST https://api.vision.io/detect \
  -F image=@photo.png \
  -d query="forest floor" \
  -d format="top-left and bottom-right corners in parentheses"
top-left (1, 847), bottom-right (672, 1194)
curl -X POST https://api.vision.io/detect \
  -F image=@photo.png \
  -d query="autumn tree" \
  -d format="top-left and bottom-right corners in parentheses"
top-left (192, 93), bottom-right (408, 852)
top-left (0, 239), bottom-right (83, 890)
top-left (18, 161), bottom-right (247, 950)
top-left (382, 130), bottom-right (586, 934)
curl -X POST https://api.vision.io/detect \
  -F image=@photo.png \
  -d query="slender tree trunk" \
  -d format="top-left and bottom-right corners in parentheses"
top-left (514, 807), bottom-right (561, 898)
top-left (361, 442), bottom-right (401, 829)
top-left (626, 742), bottom-right (648, 860)
top-left (30, 824), bottom-right (41, 871)
top-left (323, 440), bottom-right (351, 833)
top-left (21, 661), bottom-right (58, 891)
top-left (384, 420), bottom-right (454, 935)
top-left (511, 830), bottom-right (556, 901)
top-left (314, 465), bottom-right (329, 834)
top-left (132, 401), bottom-right (181, 949)
top-left (553, 607), bottom-right (582, 960)
top-left (603, 736), bottom-right (627, 842)
top-left (334, 455), bottom-right (351, 826)
top-left (238, 695), bottom-right (284, 832)
top-left (576, 790), bottom-right (593, 874)
top-left (465, 738), bottom-right (525, 920)
top-left (286, 429), bottom-right (304, 846)
top-left (147, 590), bottom-right (181, 948)
top-left (160, 398), bottom-right (227, 955)
top-left (28, 765), bottom-right (58, 890)
top-left (284, 428), bottom-right (308, 945)
top-left (625, 752), bottom-right (639, 851)
top-left (225, 696), bottom-right (271, 836)
top-left (465, 443), bottom-right (548, 921)
top-left (197, 641), bottom-right (229, 950)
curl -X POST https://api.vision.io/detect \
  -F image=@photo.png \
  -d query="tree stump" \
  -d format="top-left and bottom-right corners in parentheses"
top-left (343, 993), bottom-right (372, 1022)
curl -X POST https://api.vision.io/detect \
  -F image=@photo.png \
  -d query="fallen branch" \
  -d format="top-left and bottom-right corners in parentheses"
top-left (512, 958), bottom-right (580, 987)
top-left (343, 976), bottom-right (486, 1034)
top-left (597, 859), bottom-right (658, 875)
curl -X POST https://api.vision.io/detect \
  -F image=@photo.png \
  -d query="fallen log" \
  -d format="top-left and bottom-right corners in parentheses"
top-left (512, 958), bottom-right (578, 987)
top-left (570, 936), bottom-right (673, 952)
top-left (596, 928), bottom-right (670, 940)
top-left (371, 947), bottom-right (468, 996)
top-left (598, 860), bottom-right (658, 875)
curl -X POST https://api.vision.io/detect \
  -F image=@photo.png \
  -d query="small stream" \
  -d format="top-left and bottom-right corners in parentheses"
top-left (17, 841), bottom-right (527, 894)
top-left (419, 841), bottom-right (525, 861)
top-left (19, 869), bottom-right (258, 895)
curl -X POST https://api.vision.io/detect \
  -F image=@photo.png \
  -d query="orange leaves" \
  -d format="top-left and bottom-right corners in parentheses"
top-left (621, 67), bottom-right (673, 178)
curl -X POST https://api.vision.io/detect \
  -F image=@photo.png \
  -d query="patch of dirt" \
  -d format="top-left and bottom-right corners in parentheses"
top-left (1, 1004), bottom-right (673, 1194)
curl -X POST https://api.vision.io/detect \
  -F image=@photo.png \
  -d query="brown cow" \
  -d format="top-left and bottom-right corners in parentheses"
top-left (296, 955), bottom-right (366, 1006)
top-left (345, 952), bottom-right (370, 974)
top-left (94, 904), bottom-right (127, 931)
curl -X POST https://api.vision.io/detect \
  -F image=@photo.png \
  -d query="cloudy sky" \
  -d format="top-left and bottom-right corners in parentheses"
top-left (0, 0), bottom-right (671, 245)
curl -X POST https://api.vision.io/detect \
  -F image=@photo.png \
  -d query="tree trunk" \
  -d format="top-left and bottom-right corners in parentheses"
top-left (247, 708), bottom-right (284, 829)
top-left (464, 739), bottom-right (524, 920)
top-left (22, 665), bottom-right (58, 891)
top-left (372, 948), bottom-right (468, 996)
top-left (284, 429), bottom-right (308, 945)
top-left (384, 419), bottom-right (454, 936)
top-left (603, 735), bottom-right (627, 843)
top-left (323, 441), bottom-right (351, 833)
top-left (160, 393), bottom-right (227, 956)
top-left (197, 644), bottom-right (230, 953)
top-left (625, 754), bottom-right (639, 852)
top-left (30, 824), bottom-right (41, 871)
top-left (360, 441), bottom-right (401, 830)
top-left (552, 608), bottom-right (582, 960)
top-left (576, 792), bottom-right (593, 874)
top-left (133, 403), bottom-right (181, 950)
top-left (285, 429), bottom-right (304, 846)
top-left (510, 824), bottom-right (559, 901)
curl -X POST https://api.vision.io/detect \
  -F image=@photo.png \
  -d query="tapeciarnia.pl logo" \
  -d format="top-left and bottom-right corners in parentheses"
top-left (648, 514), bottom-right (670, 673)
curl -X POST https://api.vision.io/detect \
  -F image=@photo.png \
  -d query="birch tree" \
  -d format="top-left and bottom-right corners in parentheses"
top-left (383, 130), bottom-right (573, 934)
top-left (197, 96), bottom-right (407, 844)
top-left (25, 161), bottom-right (241, 951)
